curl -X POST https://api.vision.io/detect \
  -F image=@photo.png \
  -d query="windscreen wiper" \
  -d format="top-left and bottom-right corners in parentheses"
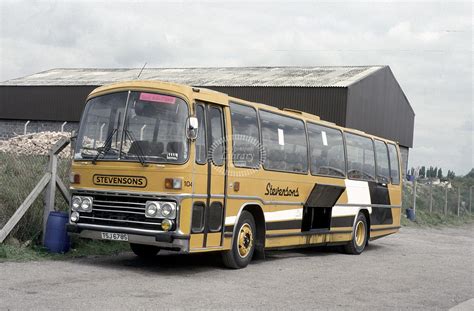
top-left (92, 128), bottom-right (118, 164)
top-left (124, 129), bottom-right (148, 167)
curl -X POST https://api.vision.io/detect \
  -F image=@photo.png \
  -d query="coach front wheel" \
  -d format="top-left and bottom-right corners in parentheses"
top-left (222, 211), bottom-right (256, 269)
top-left (344, 213), bottom-right (368, 255)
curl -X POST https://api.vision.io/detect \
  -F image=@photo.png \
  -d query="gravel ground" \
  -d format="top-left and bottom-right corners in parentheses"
top-left (0, 225), bottom-right (473, 310)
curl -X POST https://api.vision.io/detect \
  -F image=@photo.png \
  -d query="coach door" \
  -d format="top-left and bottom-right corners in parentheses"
top-left (192, 102), bottom-right (226, 249)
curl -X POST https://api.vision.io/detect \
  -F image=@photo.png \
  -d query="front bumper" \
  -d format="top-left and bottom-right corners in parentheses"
top-left (67, 223), bottom-right (190, 252)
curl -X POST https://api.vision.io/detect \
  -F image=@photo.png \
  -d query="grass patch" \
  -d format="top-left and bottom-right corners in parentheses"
top-left (0, 238), bottom-right (130, 263)
top-left (0, 152), bottom-right (71, 242)
top-left (401, 209), bottom-right (474, 227)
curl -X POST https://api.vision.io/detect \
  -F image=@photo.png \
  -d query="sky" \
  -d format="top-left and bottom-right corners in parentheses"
top-left (0, 0), bottom-right (472, 175)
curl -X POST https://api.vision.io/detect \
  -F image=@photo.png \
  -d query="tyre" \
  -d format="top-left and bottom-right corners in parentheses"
top-left (130, 243), bottom-right (160, 259)
top-left (344, 212), bottom-right (368, 255)
top-left (222, 211), bottom-right (256, 269)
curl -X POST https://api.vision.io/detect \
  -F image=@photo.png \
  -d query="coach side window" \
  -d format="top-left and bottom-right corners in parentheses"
top-left (307, 123), bottom-right (345, 177)
top-left (195, 105), bottom-right (207, 164)
top-left (259, 110), bottom-right (308, 173)
top-left (345, 133), bottom-right (376, 181)
top-left (387, 143), bottom-right (400, 184)
top-left (374, 140), bottom-right (390, 183)
top-left (229, 103), bottom-right (261, 168)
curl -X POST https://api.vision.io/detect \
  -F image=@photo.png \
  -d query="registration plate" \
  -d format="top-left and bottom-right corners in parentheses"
top-left (101, 232), bottom-right (129, 241)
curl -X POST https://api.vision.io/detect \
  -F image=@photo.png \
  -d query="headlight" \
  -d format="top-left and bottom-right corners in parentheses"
top-left (79, 197), bottom-right (93, 212)
top-left (71, 196), bottom-right (82, 211)
top-left (71, 196), bottom-right (92, 212)
top-left (161, 202), bottom-right (174, 217)
top-left (144, 201), bottom-right (177, 219)
top-left (145, 202), bottom-right (159, 217)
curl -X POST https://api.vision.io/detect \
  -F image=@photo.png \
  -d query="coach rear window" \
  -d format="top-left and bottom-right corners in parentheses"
top-left (345, 133), bottom-right (376, 181)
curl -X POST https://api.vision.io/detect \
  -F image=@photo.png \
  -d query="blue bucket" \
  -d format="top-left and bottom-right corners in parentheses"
top-left (44, 211), bottom-right (70, 253)
top-left (406, 208), bottom-right (416, 221)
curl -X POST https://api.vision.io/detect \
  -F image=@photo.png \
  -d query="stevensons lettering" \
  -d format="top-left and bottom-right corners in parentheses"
top-left (264, 183), bottom-right (299, 197)
top-left (93, 174), bottom-right (147, 188)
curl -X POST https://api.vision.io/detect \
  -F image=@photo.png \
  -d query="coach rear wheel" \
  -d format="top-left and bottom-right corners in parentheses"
top-left (130, 243), bottom-right (160, 259)
top-left (344, 213), bottom-right (368, 255)
top-left (222, 211), bottom-right (256, 269)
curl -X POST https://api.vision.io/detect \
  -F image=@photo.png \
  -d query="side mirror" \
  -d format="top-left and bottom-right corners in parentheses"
top-left (186, 116), bottom-right (199, 140)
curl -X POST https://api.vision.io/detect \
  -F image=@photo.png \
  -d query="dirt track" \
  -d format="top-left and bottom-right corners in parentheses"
top-left (0, 226), bottom-right (473, 310)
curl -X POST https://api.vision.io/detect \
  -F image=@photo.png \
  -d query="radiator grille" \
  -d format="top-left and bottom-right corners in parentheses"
top-left (74, 191), bottom-right (168, 231)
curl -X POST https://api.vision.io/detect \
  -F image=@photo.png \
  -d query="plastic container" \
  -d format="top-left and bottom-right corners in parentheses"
top-left (44, 211), bottom-right (70, 253)
top-left (406, 208), bottom-right (416, 221)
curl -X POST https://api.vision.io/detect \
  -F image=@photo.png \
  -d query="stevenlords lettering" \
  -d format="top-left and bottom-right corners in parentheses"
top-left (264, 183), bottom-right (299, 197)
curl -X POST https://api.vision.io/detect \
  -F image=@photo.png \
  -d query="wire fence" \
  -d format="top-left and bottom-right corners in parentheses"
top-left (403, 180), bottom-right (472, 216)
top-left (0, 150), bottom-right (71, 243)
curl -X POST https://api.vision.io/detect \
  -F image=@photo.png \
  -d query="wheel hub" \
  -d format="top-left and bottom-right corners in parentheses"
top-left (238, 223), bottom-right (253, 258)
top-left (355, 220), bottom-right (365, 247)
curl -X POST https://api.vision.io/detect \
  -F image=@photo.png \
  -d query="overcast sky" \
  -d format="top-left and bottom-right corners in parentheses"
top-left (0, 0), bottom-right (472, 175)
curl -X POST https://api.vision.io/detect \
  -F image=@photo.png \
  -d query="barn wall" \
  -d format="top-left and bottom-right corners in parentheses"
top-left (345, 67), bottom-right (415, 148)
top-left (205, 86), bottom-right (348, 126)
top-left (0, 86), bottom-right (96, 122)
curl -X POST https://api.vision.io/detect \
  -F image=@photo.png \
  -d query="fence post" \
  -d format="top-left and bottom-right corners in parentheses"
top-left (140, 124), bottom-right (147, 140)
top-left (470, 186), bottom-right (473, 215)
top-left (42, 137), bottom-right (70, 244)
top-left (42, 152), bottom-right (58, 244)
top-left (412, 179), bottom-right (417, 215)
top-left (457, 187), bottom-right (460, 217)
top-left (444, 186), bottom-right (448, 216)
top-left (24, 120), bottom-right (30, 135)
top-left (429, 181), bottom-right (433, 213)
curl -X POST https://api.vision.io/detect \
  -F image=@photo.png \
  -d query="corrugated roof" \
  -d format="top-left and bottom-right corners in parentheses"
top-left (1, 66), bottom-right (385, 87)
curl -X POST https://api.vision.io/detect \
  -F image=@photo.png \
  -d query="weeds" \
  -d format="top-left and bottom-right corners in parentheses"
top-left (0, 238), bottom-right (130, 262)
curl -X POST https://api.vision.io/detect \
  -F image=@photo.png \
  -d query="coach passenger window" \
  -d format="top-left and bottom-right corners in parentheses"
top-left (195, 105), bottom-right (206, 164)
top-left (209, 107), bottom-right (224, 166)
top-left (229, 103), bottom-right (261, 168)
top-left (387, 143), bottom-right (400, 184)
top-left (307, 123), bottom-right (345, 177)
top-left (259, 110), bottom-right (307, 173)
top-left (345, 133), bottom-right (376, 181)
top-left (374, 140), bottom-right (390, 183)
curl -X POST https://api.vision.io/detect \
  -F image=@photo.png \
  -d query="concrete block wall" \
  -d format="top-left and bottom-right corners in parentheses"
top-left (0, 119), bottom-right (79, 140)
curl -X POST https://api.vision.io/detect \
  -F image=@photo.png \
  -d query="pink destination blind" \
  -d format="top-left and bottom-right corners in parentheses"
top-left (139, 92), bottom-right (176, 104)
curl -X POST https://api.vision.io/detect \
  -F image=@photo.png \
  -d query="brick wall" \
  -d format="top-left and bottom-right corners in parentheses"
top-left (0, 119), bottom-right (79, 140)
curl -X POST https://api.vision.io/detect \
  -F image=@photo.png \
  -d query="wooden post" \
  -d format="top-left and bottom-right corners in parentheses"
top-left (413, 179), bottom-right (416, 216)
top-left (457, 187), bottom-right (460, 217)
top-left (444, 186), bottom-right (448, 216)
top-left (470, 186), bottom-right (472, 215)
top-left (429, 181), bottom-right (433, 213)
top-left (42, 137), bottom-right (70, 245)
top-left (42, 153), bottom-right (57, 244)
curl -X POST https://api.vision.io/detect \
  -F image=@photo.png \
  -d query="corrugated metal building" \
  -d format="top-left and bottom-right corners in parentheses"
top-left (0, 66), bottom-right (414, 171)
